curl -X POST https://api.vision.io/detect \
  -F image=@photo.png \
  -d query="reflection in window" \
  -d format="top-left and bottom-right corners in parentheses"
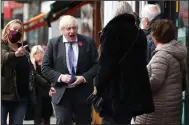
top-left (80, 3), bottom-right (93, 37)
top-left (177, 1), bottom-right (188, 45)
top-left (49, 3), bottom-right (93, 39)
top-left (179, 1), bottom-right (188, 27)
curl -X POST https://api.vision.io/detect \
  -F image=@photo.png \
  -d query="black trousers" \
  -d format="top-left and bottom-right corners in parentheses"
top-left (101, 108), bottom-right (133, 124)
top-left (34, 95), bottom-right (53, 125)
top-left (52, 89), bottom-right (92, 124)
top-left (102, 116), bottom-right (132, 124)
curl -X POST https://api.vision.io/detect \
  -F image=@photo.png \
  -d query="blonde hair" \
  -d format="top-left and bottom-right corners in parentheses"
top-left (2, 19), bottom-right (24, 43)
top-left (30, 45), bottom-right (44, 69)
top-left (59, 15), bottom-right (78, 30)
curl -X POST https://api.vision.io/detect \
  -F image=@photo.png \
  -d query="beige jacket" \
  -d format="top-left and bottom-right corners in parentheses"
top-left (135, 40), bottom-right (187, 124)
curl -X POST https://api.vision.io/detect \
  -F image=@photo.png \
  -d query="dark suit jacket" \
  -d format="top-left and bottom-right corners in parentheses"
top-left (42, 34), bottom-right (98, 104)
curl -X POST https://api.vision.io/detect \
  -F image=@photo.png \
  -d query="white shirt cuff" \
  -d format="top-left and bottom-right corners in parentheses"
top-left (82, 76), bottom-right (87, 83)
top-left (58, 74), bottom-right (63, 82)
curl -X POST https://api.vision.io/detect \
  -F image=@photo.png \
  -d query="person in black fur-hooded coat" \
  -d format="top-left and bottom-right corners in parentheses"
top-left (93, 1), bottom-right (154, 124)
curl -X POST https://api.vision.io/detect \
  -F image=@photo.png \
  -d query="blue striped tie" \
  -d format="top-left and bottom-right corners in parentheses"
top-left (68, 43), bottom-right (76, 83)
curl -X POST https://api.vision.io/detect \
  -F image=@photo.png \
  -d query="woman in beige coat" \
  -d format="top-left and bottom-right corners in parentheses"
top-left (135, 19), bottom-right (187, 124)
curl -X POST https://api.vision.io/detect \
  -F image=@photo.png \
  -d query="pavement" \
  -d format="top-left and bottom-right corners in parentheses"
top-left (23, 117), bottom-right (56, 124)
top-left (9, 116), bottom-right (134, 124)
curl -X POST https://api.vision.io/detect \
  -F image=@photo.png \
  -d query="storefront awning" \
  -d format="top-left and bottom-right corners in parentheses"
top-left (24, 1), bottom-right (88, 32)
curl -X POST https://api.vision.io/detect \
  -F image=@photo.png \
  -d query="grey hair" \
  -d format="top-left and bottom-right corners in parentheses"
top-left (112, 1), bottom-right (133, 18)
top-left (141, 4), bottom-right (161, 22)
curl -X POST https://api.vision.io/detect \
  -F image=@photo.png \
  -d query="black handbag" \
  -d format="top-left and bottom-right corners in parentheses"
top-left (87, 86), bottom-right (115, 118)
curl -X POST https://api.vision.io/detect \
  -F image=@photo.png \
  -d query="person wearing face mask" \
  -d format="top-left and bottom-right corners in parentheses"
top-left (1, 19), bottom-right (56, 124)
top-left (41, 15), bottom-right (99, 124)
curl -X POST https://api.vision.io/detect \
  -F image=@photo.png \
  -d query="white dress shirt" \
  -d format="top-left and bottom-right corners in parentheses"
top-left (63, 35), bottom-right (79, 74)
top-left (58, 35), bottom-right (79, 82)
top-left (57, 35), bottom-right (87, 85)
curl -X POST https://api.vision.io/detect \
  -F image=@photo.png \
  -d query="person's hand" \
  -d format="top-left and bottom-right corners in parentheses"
top-left (60, 74), bottom-right (71, 84)
top-left (93, 86), bottom-right (97, 95)
top-left (15, 45), bottom-right (28, 57)
top-left (49, 87), bottom-right (56, 96)
top-left (68, 76), bottom-right (85, 88)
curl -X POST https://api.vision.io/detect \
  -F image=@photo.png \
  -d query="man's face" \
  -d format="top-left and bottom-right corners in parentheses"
top-left (140, 17), bottom-right (149, 29)
top-left (62, 25), bottom-right (77, 42)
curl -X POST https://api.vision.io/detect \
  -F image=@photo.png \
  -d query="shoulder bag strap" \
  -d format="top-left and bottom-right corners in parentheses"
top-left (118, 28), bottom-right (140, 65)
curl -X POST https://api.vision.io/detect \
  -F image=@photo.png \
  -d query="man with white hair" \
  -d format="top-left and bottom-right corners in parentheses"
top-left (140, 4), bottom-right (165, 63)
top-left (42, 15), bottom-right (98, 124)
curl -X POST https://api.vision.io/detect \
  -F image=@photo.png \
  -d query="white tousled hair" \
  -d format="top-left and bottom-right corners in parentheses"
top-left (112, 1), bottom-right (133, 18)
top-left (59, 15), bottom-right (78, 30)
top-left (141, 4), bottom-right (161, 22)
top-left (30, 45), bottom-right (44, 69)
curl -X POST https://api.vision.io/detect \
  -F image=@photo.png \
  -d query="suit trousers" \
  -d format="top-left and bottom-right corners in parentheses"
top-left (52, 88), bottom-right (92, 124)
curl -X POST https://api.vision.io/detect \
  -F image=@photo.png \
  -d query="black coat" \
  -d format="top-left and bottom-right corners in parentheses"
top-left (25, 64), bottom-right (53, 120)
top-left (95, 13), bottom-right (154, 117)
top-left (35, 64), bottom-right (53, 117)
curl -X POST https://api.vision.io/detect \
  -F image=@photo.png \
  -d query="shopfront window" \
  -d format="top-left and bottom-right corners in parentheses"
top-left (179, 1), bottom-right (188, 27)
top-left (177, 1), bottom-right (188, 45)
top-left (80, 3), bottom-right (93, 37)
top-left (177, 1), bottom-right (188, 125)
top-left (50, 2), bottom-right (93, 39)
